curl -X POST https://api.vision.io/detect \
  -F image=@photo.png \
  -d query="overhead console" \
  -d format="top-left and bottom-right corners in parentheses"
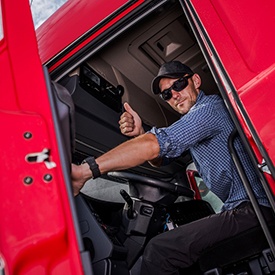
top-left (59, 64), bottom-right (128, 159)
top-left (80, 64), bottom-right (124, 113)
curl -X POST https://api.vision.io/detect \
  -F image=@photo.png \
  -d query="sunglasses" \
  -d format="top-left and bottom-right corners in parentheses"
top-left (159, 74), bottom-right (194, 101)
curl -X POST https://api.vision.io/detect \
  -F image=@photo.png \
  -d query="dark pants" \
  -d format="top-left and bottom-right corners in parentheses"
top-left (141, 202), bottom-right (273, 275)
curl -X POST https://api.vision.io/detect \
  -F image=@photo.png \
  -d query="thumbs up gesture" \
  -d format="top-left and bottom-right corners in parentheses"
top-left (119, 102), bottom-right (145, 137)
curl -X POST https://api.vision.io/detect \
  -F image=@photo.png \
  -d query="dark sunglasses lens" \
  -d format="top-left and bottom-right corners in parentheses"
top-left (173, 78), bottom-right (188, 91)
top-left (160, 89), bottom-right (172, 101)
top-left (159, 75), bottom-right (192, 101)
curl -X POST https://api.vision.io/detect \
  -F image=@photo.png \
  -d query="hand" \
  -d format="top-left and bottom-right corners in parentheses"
top-left (71, 163), bottom-right (89, 196)
top-left (119, 102), bottom-right (145, 137)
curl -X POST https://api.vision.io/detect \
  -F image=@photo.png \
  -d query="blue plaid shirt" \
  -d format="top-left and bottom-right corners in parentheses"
top-left (150, 91), bottom-right (269, 211)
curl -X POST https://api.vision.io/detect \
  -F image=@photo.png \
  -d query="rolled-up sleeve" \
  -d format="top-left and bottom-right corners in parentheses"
top-left (149, 127), bottom-right (177, 158)
top-left (149, 96), bottom-right (221, 159)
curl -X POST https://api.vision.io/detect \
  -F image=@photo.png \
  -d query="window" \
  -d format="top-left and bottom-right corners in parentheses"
top-left (194, 175), bottom-right (224, 213)
top-left (187, 163), bottom-right (224, 213)
top-left (81, 178), bottom-right (129, 203)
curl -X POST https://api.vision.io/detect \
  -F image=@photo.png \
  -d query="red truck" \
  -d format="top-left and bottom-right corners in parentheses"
top-left (1, 0), bottom-right (274, 274)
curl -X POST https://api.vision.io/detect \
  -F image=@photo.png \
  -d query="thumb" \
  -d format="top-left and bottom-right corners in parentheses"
top-left (124, 102), bottom-right (137, 116)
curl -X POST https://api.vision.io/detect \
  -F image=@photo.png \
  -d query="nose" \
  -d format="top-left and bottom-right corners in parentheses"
top-left (171, 89), bottom-right (180, 100)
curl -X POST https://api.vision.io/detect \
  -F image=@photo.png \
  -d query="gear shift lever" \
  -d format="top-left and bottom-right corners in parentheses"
top-left (120, 189), bottom-right (135, 219)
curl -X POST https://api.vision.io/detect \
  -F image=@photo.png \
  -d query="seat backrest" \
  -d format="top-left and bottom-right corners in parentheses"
top-left (51, 81), bottom-right (75, 162)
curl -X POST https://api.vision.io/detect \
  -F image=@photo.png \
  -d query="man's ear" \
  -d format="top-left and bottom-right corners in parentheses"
top-left (192, 74), bottom-right (201, 89)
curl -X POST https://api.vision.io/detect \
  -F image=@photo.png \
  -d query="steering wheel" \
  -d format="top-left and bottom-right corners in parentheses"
top-left (107, 171), bottom-right (194, 198)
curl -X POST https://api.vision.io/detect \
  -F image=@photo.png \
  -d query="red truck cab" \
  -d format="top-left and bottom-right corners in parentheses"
top-left (1, 0), bottom-right (274, 274)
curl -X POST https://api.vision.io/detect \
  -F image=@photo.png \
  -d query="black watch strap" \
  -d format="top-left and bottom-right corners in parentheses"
top-left (82, 156), bottom-right (101, 179)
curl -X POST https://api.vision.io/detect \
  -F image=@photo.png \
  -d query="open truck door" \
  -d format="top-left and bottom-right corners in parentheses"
top-left (0, 0), bottom-right (148, 273)
top-left (0, 1), bottom-right (91, 274)
top-left (180, 0), bottom-right (275, 261)
top-left (1, 0), bottom-right (275, 274)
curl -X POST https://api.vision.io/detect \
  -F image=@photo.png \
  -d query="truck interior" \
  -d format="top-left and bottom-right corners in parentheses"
top-left (47, 1), bottom-right (275, 274)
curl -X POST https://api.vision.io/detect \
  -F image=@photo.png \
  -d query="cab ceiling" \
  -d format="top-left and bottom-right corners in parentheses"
top-left (86, 1), bottom-right (218, 127)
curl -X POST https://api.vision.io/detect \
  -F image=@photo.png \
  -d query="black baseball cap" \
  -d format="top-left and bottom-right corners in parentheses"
top-left (152, 61), bottom-right (194, 94)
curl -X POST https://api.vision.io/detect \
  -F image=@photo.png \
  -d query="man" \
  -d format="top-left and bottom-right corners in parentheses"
top-left (72, 61), bottom-right (270, 274)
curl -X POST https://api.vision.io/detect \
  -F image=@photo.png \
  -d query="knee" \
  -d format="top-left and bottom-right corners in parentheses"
top-left (142, 235), bottom-right (180, 274)
top-left (143, 235), bottom-right (166, 261)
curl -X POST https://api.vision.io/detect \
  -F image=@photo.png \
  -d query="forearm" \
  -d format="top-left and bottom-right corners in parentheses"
top-left (72, 133), bottom-right (160, 196)
top-left (97, 133), bottom-right (159, 173)
top-left (76, 133), bottom-right (160, 181)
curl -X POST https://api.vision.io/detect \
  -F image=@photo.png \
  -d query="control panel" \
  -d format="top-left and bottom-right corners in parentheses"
top-left (80, 64), bottom-right (124, 112)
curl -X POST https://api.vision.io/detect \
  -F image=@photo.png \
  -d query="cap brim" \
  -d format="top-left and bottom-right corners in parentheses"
top-left (152, 73), bottom-right (183, 94)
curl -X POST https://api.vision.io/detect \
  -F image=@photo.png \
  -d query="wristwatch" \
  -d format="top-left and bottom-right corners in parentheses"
top-left (82, 156), bottom-right (101, 179)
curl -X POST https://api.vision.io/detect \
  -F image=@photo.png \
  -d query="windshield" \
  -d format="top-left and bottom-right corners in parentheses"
top-left (30, 0), bottom-right (67, 29)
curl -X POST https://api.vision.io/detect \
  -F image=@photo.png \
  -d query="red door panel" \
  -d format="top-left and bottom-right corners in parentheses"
top-left (185, 0), bottom-right (275, 192)
top-left (0, 0), bottom-right (83, 273)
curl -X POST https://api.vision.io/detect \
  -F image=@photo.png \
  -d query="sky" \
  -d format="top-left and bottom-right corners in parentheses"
top-left (30, 0), bottom-right (67, 29)
top-left (0, 1), bottom-right (66, 48)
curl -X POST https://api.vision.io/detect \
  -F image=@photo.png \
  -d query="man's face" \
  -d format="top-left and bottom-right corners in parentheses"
top-left (159, 74), bottom-right (200, 115)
